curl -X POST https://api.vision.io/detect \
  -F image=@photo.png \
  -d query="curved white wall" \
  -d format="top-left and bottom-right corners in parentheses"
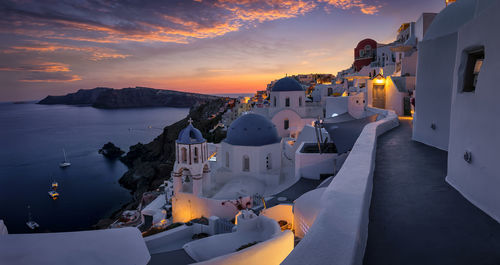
top-left (186, 215), bottom-right (294, 265)
top-left (282, 108), bottom-right (399, 265)
top-left (446, 0), bottom-right (500, 222)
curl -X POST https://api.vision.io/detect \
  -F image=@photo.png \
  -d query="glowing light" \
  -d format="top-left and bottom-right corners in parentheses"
top-left (331, 113), bottom-right (338, 118)
top-left (374, 77), bottom-right (385, 85)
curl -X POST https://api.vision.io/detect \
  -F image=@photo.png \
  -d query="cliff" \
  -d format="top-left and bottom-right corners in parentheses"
top-left (94, 97), bottom-right (229, 228)
top-left (118, 97), bottom-right (228, 194)
top-left (38, 87), bottom-right (220, 109)
top-left (38, 87), bottom-right (111, 105)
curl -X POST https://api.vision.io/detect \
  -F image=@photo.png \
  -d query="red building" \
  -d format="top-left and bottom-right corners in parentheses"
top-left (353, 38), bottom-right (377, 72)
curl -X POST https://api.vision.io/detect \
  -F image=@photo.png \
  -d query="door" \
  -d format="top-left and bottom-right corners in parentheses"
top-left (372, 84), bottom-right (385, 108)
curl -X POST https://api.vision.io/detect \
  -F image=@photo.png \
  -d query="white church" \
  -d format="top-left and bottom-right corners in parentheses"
top-left (253, 77), bottom-right (323, 138)
top-left (171, 114), bottom-right (294, 223)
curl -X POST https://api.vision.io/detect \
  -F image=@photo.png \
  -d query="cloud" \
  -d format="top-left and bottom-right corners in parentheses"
top-left (318, 0), bottom-right (380, 14)
top-left (3, 41), bottom-right (130, 61)
top-left (0, 62), bottom-right (70, 72)
top-left (19, 73), bottom-right (82, 83)
top-left (0, 0), bottom-right (380, 45)
top-left (0, 61), bottom-right (81, 82)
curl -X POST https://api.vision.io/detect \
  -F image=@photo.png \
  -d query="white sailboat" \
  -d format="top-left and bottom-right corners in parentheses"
top-left (59, 148), bottom-right (71, 168)
top-left (26, 205), bottom-right (39, 230)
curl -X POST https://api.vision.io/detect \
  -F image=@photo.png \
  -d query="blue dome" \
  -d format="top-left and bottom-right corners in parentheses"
top-left (224, 113), bottom-right (281, 146)
top-left (271, 77), bottom-right (304, 92)
top-left (177, 123), bottom-right (205, 144)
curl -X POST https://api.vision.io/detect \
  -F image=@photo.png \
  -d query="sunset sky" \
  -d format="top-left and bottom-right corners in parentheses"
top-left (0, 0), bottom-right (444, 101)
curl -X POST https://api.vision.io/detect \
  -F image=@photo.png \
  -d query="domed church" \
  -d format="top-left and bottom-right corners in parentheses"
top-left (253, 76), bottom-right (323, 138)
top-left (217, 113), bottom-right (282, 187)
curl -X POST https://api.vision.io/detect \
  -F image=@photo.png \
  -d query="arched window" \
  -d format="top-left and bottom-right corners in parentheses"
top-left (284, 119), bottom-right (289, 130)
top-left (273, 96), bottom-right (277, 107)
top-left (299, 97), bottom-right (302, 107)
top-left (193, 147), bottom-right (199, 163)
top-left (285, 97), bottom-right (290, 107)
top-left (181, 147), bottom-right (187, 163)
top-left (225, 152), bottom-right (230, 168)
top-left (266, 154), bottom-right (272, 170)
top-left (242, 155), bottom-right (250, 172)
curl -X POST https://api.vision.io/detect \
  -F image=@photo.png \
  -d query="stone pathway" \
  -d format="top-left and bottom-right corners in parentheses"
top-left (363, 118), bottom-right (500, 265)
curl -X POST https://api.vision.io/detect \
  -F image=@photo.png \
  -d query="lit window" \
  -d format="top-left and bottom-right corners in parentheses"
top-left (463, 48), bottom-right (484, 92)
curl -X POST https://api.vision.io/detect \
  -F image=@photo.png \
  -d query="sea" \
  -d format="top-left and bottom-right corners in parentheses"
top-left (0, 102), bottom-right (189, 233)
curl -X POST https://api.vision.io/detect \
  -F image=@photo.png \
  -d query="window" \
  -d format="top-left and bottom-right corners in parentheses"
top-left (266, 154), bottom-right (272, 170)
top-left (273, 96), bottom-right (276, 107)
top-left (463, 47), bottom-right (484, 92)
top-left (285, 97), bottom-right (290, 107)
top-left (328, 87), bottom-right (332, 95)
top-left (284, 119), bottom-right (289, 130)
top-left (360, 50), bottom-right (365, 57)
top-left (225, 152), bottom-right (229, 168)
top-left (194, 147), bottom-right (199, 163)
top-left (181, 147), bottom-right (187, 163)
top-left (243, 155), bottom-right (250, 172)
top-left (299, 97), bottom-right (302, 107)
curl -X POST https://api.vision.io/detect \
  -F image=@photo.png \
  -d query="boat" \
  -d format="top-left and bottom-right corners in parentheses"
top-left (26, 206), bottom-right (40, 230)
top-left (59, 148), bottom-right (71, 168)
top-left (51, 181), bottom-right (58, 189)
top-left (48, 190), bottom-right (59, 199)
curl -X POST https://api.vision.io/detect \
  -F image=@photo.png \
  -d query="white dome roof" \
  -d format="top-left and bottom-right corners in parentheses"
top-left (424, 0), bottom-right (477, 41)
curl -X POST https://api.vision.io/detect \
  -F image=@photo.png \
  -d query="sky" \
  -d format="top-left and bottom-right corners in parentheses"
top-left (0, 0), bottom-right (445, 101)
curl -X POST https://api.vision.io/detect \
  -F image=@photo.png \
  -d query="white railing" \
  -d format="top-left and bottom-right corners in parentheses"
top-left (282, 108), bottom-right (399, 265)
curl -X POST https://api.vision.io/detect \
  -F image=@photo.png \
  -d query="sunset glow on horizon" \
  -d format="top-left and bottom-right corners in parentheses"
top-left (0, 0), bottom-right (444, 101)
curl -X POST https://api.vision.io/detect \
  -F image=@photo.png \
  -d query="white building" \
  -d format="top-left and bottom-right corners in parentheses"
top-left (415, 0), bottom-right (500, 222)
top-left (172, 114), bottom-right (293, 223)
top-left (254, 77), bottom-right (322, 138)
top-left (412, 0), bottom-right (479, 150)
top-left (217, 113), bottom-right (282, 187)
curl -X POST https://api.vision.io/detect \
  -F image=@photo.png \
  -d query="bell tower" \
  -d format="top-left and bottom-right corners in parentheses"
top-left (172, 118), bottom-right (211, 197)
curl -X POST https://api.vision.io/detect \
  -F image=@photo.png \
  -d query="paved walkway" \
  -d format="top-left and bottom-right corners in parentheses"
top-left (364, 119), bottom-right (500, 265)
top-left (148, 249), bottom-right (195, 265)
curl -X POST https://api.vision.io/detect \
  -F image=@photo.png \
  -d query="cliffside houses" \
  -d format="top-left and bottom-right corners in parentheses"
top-left (1, 1), bottom-right (499, 264)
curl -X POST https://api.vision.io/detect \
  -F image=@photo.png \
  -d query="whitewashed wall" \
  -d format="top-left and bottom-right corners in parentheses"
top-left (325, 96), bottom-right (348, 118)
top-left (186, 215), bottom-right (294, 265)
top-left (446, 0), bottom-right (500, 222)
top-left (172, 192), bottom-right (251, 223)
top-left (282, 108), bottom-right (399, 265)
top-left (412, 0), bottom-right (478, 151)
top-left (412, 33), bottom-right (457, 150)
top-left (294, 142), bottom-right (348, 180)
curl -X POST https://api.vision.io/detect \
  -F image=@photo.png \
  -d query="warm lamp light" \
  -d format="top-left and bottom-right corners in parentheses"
top-left (374, 75), bottom-right (385, 85)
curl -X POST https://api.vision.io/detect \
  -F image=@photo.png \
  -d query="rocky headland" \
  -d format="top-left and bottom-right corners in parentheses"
top-left (38, 86), bottom-right (220, 109)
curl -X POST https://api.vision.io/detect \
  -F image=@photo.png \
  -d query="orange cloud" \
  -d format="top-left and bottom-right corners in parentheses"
top-left (0, 61), bottom-right (82, 83)
top-left (20, 74), bottom-right (82, 83)
top-left (1, 0), bottom-right (378, 45)
top-left (318, 0), bottom-right (380, 14)
top-left (0, 62), bottom-right (70, 72)
top-left (4, 41), bottom-right (130, 61)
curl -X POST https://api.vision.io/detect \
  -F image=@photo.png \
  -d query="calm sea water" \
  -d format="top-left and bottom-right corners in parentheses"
top-left (0, 103), bottom-right (188, 233)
